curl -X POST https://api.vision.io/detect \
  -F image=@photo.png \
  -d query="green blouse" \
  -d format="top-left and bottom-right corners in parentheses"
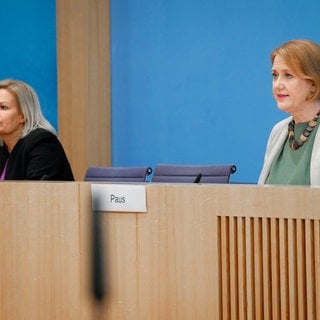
top-left (266, 121), bottom-right (319, 186)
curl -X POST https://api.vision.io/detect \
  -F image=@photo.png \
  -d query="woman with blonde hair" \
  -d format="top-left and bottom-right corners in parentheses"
top-left (0, 79), bottom-right (74, 180)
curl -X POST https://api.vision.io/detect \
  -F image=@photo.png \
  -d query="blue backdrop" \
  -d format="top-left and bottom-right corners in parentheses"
top-left (2, 0), bottom-right (320, 183)
top-left (1, 0), bottom-right (57, 129)
top-left (110, 0), bottom-right (320, 183)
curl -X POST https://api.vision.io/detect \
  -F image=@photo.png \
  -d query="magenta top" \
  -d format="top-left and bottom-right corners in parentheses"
top-left (0, 160), bottom-right (8, 180)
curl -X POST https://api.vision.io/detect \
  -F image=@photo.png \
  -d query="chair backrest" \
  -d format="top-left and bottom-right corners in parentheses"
top-left (84, 166), bottom-right (152, 182)
top-left (151, 164), bottom-right (237, 183)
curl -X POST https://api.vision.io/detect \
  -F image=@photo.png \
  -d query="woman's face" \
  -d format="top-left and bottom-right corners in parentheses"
top-left (272, 55), bottom-right (316, 116)
top-left (0, 89), bottom-right (25, 140)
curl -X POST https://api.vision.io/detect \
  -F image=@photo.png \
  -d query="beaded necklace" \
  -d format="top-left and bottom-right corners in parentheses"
top-left (288, 111), bottom-right (320, 150)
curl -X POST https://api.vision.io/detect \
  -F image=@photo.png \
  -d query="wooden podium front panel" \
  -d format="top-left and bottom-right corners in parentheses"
top-left (78, 184), bottom-right (320, 320)
top-left (0, 182), bottom-right (81, 320)
top-left (79, 184), bottom-right (218, 320)
top-left (2, 182), bottom-right (320, 319)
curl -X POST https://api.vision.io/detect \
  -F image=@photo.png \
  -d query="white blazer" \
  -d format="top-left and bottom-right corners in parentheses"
top-left (258, 116), bottom-right (320, 186)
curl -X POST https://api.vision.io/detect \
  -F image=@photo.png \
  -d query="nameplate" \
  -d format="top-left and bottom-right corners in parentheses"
top-left (91, 184), bottom-right (147, 212)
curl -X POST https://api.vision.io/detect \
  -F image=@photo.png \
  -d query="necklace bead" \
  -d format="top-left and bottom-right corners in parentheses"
top-left (288, 111), bottom-right (320, 150)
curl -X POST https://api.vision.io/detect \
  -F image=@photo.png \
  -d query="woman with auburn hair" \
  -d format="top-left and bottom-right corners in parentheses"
top-left (259, 39), bottom-right (320, 185)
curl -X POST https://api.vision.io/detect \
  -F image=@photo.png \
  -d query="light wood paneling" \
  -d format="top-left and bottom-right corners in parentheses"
top-left (0, 182), bottom-right (81, 320)
top-left (79, 184), bottom-right (320, 319)
top-left (2, 183), bottom-right (320, 319)
top-left (56, 0), bottom-right (111, 180)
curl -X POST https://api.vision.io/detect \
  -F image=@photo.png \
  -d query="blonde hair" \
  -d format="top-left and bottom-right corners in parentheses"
top-left (0, 79), bottom-right (56, 145)
top-left (271, 39), bottom-right (320, 101)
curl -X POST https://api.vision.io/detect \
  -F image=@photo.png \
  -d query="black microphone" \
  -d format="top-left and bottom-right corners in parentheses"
top-left (193, 173), bottom-right (202, 183)
top-left (92, 211), bottom-right (106, 301)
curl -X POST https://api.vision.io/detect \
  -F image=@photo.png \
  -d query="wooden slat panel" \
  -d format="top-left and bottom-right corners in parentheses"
top-left (296, 220), bottom-right (307, 319)
top-left (262, 218), bottom-right (272, 320)
top-left (217, 216), bottom-right (320, 319)
top-left (216, 216), bottom-right (223, 320)
top-left (253, 218), bottom-right (263, 320)
top-left (270, 218), bottom-right (280, 319)
top-left (220, 216), bottom-right (230, 319)
top-left (279, 218), bottom-right (289, 319)
top-left (245, 218), bottom-right (255, 320)
top-left (287, 219), bottom-right (298, 320)
top-left (237, 218), bottom-right (247, 320)
top-left (314, 221), bottom-right (320, 318)
top-left (229, 218), bottom-right (239, 319)
top-left (305, 220), bottom-right (316, 319)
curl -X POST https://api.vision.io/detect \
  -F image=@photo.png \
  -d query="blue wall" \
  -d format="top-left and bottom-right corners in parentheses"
top-left (3, 1), bottom-right (320, 183)
top-left (110, 0), bottom-right (320, 183)
top-left (1, 0), bottom-right (57, 129)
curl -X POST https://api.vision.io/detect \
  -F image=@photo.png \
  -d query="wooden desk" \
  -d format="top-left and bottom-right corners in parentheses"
top-left (1, 182), bottom-right (320, 319)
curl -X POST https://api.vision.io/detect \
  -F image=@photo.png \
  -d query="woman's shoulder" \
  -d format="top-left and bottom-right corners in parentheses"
top-left (16, 128), bottom-right (59, 152)
top-left (270, 116), bottom-right (292, 133)
top-left (24, 128), bottom-right (57, 142)
top-left (265, 117), bottom-right (292, 146)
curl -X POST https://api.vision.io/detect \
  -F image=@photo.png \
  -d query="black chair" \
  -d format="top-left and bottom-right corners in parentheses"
top-left (151, 164), bottom-right (236, 183)
top-left (84, 166), bottom-right (152, 182)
